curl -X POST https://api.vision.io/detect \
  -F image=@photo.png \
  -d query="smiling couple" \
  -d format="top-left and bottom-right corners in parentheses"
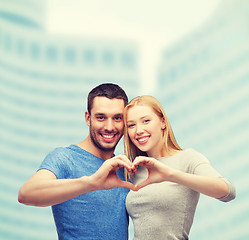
top-left (18, 83), bottom-right (235, 240)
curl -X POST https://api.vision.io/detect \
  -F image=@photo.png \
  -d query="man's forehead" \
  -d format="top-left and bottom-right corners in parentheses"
top-left (91, 97), bottom-right (125, 113)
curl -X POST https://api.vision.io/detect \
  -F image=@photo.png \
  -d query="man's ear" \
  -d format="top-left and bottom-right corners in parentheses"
top-left (85, 111), bottom-right (91, 127)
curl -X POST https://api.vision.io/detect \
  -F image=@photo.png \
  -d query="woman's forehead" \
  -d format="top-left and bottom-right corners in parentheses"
top-left (127, 105), bottom-right (157, 119)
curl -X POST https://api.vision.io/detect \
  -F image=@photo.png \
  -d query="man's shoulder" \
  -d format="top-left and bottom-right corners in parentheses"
top-left (48, 145), bottom-right (73, 156)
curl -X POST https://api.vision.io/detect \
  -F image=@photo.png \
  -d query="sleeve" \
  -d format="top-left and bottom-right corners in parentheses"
top-left (38, 147), bottom-right (71, 179)
top-left (188, 149), bottom-right (236, 202)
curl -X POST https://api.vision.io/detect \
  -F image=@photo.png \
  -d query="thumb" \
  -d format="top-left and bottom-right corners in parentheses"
top-left (118, 180), bottom-right (136, 191)
top-left (135, 178), bottom-right (151, 191)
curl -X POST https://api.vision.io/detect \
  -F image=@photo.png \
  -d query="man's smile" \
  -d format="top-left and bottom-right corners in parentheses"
top-left (100, 133), bottom-right (119, 142)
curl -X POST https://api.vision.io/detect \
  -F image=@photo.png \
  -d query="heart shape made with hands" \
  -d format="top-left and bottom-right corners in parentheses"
top-left (127, 163), bottom-right (151, 191)
top-left (127, 156), bottom-right (168, 191)
top-left (108, 155), bottom-right (162, 191)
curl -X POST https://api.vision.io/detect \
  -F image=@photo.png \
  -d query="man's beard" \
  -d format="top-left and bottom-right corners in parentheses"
top-left (90, 132), bottom-right (118, 152)
top-left (89, 123), bottom-right (121, 152)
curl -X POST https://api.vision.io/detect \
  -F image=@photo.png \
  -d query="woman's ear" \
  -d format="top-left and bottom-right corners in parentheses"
top-left (85, 111), bottom-right (91, 127)
top-left (161, 118), bottom-right (166, 130)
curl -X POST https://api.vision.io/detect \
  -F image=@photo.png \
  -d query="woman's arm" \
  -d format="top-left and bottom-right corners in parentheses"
top-left (168, 169), bottom-right (229, 199)
top-left (132, 156), bottom-right (232, 200)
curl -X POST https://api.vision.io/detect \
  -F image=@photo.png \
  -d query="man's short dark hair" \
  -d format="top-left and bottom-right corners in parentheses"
top-left (87, 83), bottom-right (128, 114)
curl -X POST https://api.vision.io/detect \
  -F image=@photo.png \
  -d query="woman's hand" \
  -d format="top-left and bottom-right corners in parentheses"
top-left (132, 156), bottom-right (174, 191)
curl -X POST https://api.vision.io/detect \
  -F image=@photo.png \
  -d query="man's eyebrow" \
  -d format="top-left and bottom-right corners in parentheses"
top-left (94, 113), bottom-right (123, 117)
top-left (94, 113), bottom-right (105, 116)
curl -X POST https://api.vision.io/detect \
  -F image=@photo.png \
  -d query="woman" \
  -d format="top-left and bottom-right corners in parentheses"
top-left (123, 95), bottom-right (236, 240)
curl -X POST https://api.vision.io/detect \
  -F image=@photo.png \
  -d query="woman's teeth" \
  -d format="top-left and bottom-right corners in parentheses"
top-left (137, 137), bottom-right (149, 142)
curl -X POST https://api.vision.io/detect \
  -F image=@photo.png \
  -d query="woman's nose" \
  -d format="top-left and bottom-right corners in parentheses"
top-left (136, 124), bottom-right (144, 135)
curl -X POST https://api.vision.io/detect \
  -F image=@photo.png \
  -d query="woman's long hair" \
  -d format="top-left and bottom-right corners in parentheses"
top-left (124, 95), bottom-right (182, 163)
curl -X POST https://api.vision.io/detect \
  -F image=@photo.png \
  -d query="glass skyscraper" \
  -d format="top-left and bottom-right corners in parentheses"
top-left (157, 0), bottom-right (249, 239)
top-left (0, 1), bottom-right (139, 239)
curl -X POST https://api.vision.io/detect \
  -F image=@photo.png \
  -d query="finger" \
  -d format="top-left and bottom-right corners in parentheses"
top-left (133, 158), bottom-right (150, 168)
top-left (132, 156), bottom-right (142, 166)
top-left (113, 155), bottom-right (132, 166)
top-left (118, 180), bottom-right (136, 191)
top-left (111, 159), bottom-right (133, 172)
top-left (133, 156), bottom-right (143, 164)
top-left (135, 178), bottom-right (151, 191)
top-left (130, 166), bottom-right (137, 174)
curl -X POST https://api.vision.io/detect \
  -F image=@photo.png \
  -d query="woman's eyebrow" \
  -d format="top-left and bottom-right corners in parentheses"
top-left (127, 120), bottom-right (134, 123)
top-left (127, 115), bottom-right (150, 122)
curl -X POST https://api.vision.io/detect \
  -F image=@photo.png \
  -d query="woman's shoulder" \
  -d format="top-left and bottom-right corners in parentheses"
top-left (180, 148), bottom-right (210, 168)
top-left (168, 148), bottom-right (198, 159)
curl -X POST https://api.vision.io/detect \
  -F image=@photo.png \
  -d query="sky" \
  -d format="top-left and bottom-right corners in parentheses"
top-left (45, 0), bottom-right (221, 93)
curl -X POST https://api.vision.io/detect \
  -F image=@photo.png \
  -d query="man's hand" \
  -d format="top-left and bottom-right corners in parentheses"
top-left (89, 155), bottom-right (136, 191)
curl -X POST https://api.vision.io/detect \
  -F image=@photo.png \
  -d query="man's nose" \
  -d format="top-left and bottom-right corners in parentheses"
top-left (104, 119), bottom-right (115, 131)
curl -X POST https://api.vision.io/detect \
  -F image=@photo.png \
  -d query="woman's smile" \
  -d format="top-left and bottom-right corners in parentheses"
top-left (136, 135), bottom-right (150, 145)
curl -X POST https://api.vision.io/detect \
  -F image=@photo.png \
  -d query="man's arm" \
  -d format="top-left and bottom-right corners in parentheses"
top-left (18, 156), bottom-right (135, 207)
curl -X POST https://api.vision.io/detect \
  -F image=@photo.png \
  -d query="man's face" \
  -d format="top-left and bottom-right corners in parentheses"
top-left (86, 96), bottom-right (125, 152)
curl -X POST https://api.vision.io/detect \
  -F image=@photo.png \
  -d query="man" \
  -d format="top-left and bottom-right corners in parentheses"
top-left (18, 83), bottom-right (135, 240)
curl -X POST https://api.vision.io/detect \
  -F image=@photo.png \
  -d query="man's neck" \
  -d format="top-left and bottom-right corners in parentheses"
top-left (76, 137), bottom-right (114, 160)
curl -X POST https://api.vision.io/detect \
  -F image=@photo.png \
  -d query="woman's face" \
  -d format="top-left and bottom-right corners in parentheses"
top-left (126, 105), bottom-right (165, 158)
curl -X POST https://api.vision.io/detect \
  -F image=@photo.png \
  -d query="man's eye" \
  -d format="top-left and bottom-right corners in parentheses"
top-left (97, 116), bottom-right (105, 120)
top-left (114, 117), bottom-right (122, 121)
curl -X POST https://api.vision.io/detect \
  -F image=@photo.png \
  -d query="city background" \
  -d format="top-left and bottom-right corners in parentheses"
top-left (0, 0), bottom-right (248, 239)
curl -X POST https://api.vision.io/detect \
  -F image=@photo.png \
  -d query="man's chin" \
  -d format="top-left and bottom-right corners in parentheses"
top-left (90, 133), bottom-right (121, 152)
top-left (92, 139), bottom-right (117, 152)
top-left (98, 143), bottom-right (117, 152)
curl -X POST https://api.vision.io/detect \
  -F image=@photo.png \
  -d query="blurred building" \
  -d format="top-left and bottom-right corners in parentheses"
top-left (0, 0), bottom-right (139, 239)
top-left (157, 0), bottom-right (249, 239)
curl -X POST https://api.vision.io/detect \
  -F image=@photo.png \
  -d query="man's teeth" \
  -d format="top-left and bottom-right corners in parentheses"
top-left (102, 134), bottom-right (115, 139)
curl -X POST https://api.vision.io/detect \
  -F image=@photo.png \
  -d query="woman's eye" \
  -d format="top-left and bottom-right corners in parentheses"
top-left (144, 119), bottom-right (150, 123)
top-left (128, 124), bottom-right (135, 128)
